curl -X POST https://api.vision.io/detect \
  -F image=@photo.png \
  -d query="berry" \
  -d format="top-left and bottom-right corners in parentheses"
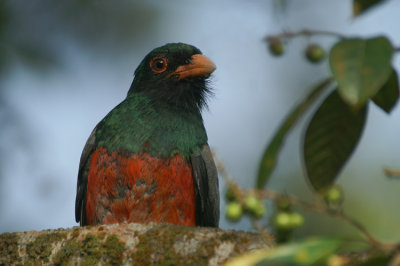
top-left (253, 201), bottom-right (266, 219)
top-left (289, 212), bottom-right (304, 228)
top-left (305, 44), bottom-right (325, 63)
top-left (273, 212), bottom-right (292, 230)
top-left (244, 195), bottom-right (265, 219)
top-left (324, 185), bottom-right (343, 205)
top-left (244, 195), bottom-right (259, 211)
top-left (276, 198), bottom-right (291, 212)
top-left (268, 38), bottom-right (285, 56)
top-left (225, 202), bottom-right (243, 222)
top-left (225, 187), bottom-right (237, 202)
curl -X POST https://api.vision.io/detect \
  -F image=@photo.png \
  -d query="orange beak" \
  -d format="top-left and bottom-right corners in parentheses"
top-left (171, 54), bottom-right (216, 80)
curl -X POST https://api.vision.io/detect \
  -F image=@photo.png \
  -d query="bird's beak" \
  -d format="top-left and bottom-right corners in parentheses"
top-left (170, 54), bottom-right (216, 80)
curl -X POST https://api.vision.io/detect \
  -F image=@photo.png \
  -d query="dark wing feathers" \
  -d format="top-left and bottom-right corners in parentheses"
top-left (75, 126), bottom-right (98, 225)
top-left (191, 145), bottom-right (220, 227)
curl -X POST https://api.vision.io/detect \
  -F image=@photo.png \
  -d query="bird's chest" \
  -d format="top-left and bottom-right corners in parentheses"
top-left (97, 110), bottom-right (206, 158)
top-left (85, 147), bottom-right (196, 225)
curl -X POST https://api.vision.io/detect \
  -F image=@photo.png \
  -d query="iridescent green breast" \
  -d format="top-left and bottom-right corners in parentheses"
top-left (95, 93), bottom-right (208, 159)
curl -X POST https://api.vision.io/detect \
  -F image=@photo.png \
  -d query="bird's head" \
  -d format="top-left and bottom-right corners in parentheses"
top-left (128, 43), bottom-right (216, 112)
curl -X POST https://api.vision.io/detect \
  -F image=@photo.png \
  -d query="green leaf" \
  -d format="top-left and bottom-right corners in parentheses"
top-left (329, 37), bottom-right (393, 108)
top-left (256, 78), bottom-right (332, 189)
top-left (303, 90), bottom-right (367, 193)
top-left (353, 0), bottom-right (387, 17)
top-left (372, 69), bottom-right (399, 113)
top-left (225, 237), bottom-right (342, 266)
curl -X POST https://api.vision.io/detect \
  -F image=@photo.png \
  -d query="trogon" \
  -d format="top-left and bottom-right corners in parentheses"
top-left (75, 43), bottom-right (219, 227)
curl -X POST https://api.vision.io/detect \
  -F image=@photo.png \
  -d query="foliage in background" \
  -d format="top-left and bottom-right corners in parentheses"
top-left (225, 0), bottom-right (400, 265)
top-left (0, 0), bottom-right (158, 75)
top-left (0, 0), bottom-right (160, 196)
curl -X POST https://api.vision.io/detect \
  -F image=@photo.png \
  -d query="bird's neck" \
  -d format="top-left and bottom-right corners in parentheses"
top-left (110, 94), bottom-right (208, 159)
top-left (128, 91), bottom-right (203, 116)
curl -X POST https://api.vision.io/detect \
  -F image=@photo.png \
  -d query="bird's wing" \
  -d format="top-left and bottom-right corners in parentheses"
top-left (75, 125), bottom-right (98, 225)
top-left (191, 144), bottom-right (220, 227)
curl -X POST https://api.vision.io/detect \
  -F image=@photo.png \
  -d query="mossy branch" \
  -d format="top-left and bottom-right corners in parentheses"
top-left (0, 222), bottom-right (274, 265)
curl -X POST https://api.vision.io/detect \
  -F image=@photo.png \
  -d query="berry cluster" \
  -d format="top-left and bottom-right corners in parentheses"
top-left (224, 184), bottom-right (344, 243)
top-left (267, 37), bottom-right (326, 64)
top-left (225, 188), bottom-right (265, 222)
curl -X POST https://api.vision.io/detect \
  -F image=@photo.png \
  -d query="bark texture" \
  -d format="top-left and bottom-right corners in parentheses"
top-left (0, 222), bottom-right (274, 265)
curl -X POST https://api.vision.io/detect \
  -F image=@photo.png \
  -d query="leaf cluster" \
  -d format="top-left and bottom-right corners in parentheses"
top-left (226, 0), bottom-right (399, 265)
top-left (259, 5), bottom-right (398, 195)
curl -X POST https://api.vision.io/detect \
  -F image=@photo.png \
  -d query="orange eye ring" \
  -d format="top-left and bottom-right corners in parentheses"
top-left (150, 57), bottom-right (168, 73)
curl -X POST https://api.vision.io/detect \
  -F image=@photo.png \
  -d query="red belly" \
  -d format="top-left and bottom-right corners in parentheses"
top-left (85, 147), bottom-right (196, 226)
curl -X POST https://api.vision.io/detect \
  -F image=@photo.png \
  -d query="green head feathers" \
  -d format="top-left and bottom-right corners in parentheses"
top-left (95, 43), bottom-right (215, 158)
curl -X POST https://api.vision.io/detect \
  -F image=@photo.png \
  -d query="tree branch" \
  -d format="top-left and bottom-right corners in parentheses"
top-left (0, 223), bottom-right (274, 265)
top-left (384, 167), bottom-right (400, 178)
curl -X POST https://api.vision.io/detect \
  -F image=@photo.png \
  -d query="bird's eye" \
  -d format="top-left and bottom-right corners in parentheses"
top-left (150, 57), bottom-right (168, 73)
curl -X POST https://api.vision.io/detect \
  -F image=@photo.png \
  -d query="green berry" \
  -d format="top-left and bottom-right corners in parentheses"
top-left (225, 187), bottom-right (237, 202)
top-left (253, 202), bottom-right (266, 219)
top-left (244, 195), bottom-right (265, 218)
top-left (305, 44), bottom-right (325, 63)
top-left (268, 38), bottom-right (285, 56)
top-left (225, 202), bottom-right (243, 222)
top-left (324, 185), bottom-right (343, 205)
top-left (276, 198), bottom-right (291, 212)
top-left (244, 195), bottom-right (259, 212)
top-left (289, 212), bottom-right (304, 228)
top-left (273, 212), bottom-right (291, 230)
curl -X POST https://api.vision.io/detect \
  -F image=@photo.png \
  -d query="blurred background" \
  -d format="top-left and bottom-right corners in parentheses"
top-left (1, 0), bottom-right (399, 244)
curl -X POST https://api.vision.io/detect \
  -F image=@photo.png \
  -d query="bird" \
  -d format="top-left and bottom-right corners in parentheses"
top-left (75, 43), bottom-right (219, 227)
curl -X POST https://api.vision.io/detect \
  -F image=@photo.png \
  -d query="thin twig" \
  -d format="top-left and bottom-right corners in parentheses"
top-left (384, 167), bottom-right (400, 178)
top-left (251, 219), bottom-right (267, 234)
top-left (264, 29), bottom-right (400, 55)
top-left (213, 152), bottom-right (397, 252)
top-left (265, 29), bottom-right (346, 42)
top-left (255, 188), bottom-right (387, 250)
